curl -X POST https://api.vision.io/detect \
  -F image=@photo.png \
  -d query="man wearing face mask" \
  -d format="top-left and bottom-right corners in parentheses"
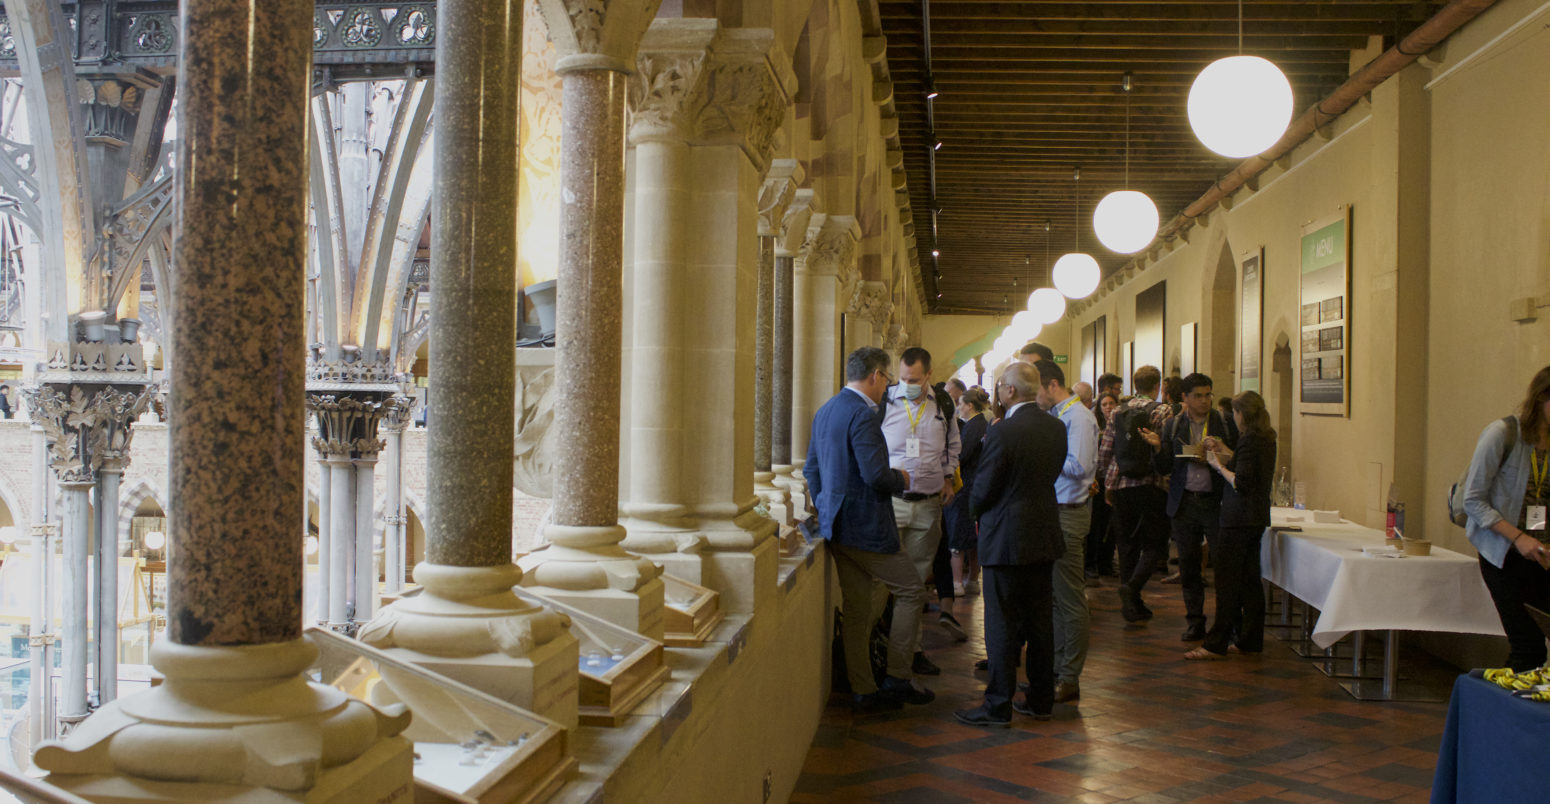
top-left (881, 347), bottom-right (962, 676)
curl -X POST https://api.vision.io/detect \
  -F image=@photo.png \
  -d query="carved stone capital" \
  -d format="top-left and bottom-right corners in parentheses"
top-left (306, 391), bottom-right (396, 459)
top-left (380, 393), bottom-right (416, 435)
top-left (24, 381), bottom-right (154, 484)
top-left (536, 0), bottom-right (666, 74)
top-left (855, 280), bottom-right (892, 331)
top-left (797, 213), bottom-right (861, 289)
top-left (758, 159), bottom-right (804, 238)
top-left (628, 43), bottom-right (710, 143)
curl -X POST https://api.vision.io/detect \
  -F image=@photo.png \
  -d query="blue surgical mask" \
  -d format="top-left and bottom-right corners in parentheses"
top-left (903, 383), bottom-right (923, 401)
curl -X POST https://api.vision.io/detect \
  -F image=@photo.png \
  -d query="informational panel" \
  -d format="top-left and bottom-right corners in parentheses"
top-left (1240, 248), bottom-right (1263, 393)
top-left (1298, 208), bottom-right (1351, 416)
top-left (1120, 341), bottom-right (1133, 395)
top-left (1133, 281), bottom-right (1166, 375)
top-left (1179, 322), bottom-right (1197, 376)
top-left (1079, 315), bottom-right (1107, 386)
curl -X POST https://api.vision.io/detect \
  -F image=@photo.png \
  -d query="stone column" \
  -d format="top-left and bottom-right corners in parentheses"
top-left (790, 213), bottom-right (860, 488)
top-left (308, 392), bottom-right (392, 632)
top-left (771, 190), bottom-right (812, 509)
top-left (360, 0), bottom-right (579, 730)
top-left (380, 398), bottom-right (412, 595)
top-left (517, 0), bottom-right (666, 637)
top-left (314, 446), bottom-right (332, 624)
top-left (325, 452), bottom-right (354, 626)
top-left (94, 459), bottom-right (123, 704)
top-left (754, 161), bottom-right (802, 527)
top-left (58, 477), bottom-right (91, 725)
top-left (27, 424), bottom-right (56, 745)
top-left (33, 0), bottom-right (411, 795)
top-left (353, 450), bottom-right (378, 621)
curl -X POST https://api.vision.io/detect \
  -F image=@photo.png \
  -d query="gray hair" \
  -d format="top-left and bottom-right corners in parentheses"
top-left (1001, 361), bottom-right (1040, 401)
top-left (845, 346), bottom-right (891, 383)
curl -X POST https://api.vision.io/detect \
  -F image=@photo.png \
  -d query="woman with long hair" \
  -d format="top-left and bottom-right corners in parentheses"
top-left (1462, 366), bottom-right (1550, 671)
top-left (1187, 390), bottom-right (1277, 659)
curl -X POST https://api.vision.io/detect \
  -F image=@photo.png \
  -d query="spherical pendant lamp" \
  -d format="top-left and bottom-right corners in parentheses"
top-left (1053, 252), bottom-right (1103, 298)
top-left (1027, 288), bottom-right (1066, 325)
top-left (1188, 55), bottom-right (1293, 158)
top-left (1092, 190), bottom-right (1159, 255)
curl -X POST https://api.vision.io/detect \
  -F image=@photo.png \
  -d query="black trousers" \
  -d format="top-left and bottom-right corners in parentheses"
top-left (1203, 525), bottom-right (1266, 654)
top-left (1171, 492), bottom-right (1221, 630)
top-left (1112, 485), bottom-right (1169, 596)
top-left (1478, 550), bottom-right (1550, 671)
top-left (1085, 490), bottom-right (1115, 575)
top-left (982, 562), bottom-right (1054, 717)
top-left (933, 515), bottom-right (955, 600)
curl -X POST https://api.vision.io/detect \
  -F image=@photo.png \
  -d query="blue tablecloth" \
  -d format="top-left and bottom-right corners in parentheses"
top-left (1431, 672), bottom-right (1550, 803)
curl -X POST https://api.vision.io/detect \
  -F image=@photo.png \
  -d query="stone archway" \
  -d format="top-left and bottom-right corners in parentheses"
top-left (115, 478), bottom-right (168, 549)
top-left (1208, 239), bottom-right (1237, 382)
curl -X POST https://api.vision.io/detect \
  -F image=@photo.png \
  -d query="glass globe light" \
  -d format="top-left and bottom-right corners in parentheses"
top-left (1027, 288), bottom-right (1067, 324)
top-left (1188, 55), bottom-right (1294, 158)
top-left (1053, 252), bottom-right (1103, 301)
top-left (305, 535), bottom-right (320, 556)
top-left (1010, 310), bottom-right (1040, 337)
top-left (144, 531), bottom-right (166, 550)
top-left (0, 526), bottom-right (16, 545)
top-left (1092, 190), bottom-right (1159, 255)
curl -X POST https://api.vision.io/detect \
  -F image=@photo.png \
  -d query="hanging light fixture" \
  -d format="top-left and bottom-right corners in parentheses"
top-left (1027, 288), bottom-right (1066, 325)
top-left (1093, 73), bottom-right (1160, 255)
top-left (1051, 167), bottom-right (1101, 300)
top-left (1188, 0), bottom-right (1293, 158)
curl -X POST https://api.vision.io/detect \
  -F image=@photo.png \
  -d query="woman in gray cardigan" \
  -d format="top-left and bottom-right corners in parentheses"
top-left (1463, 365), bottom-right (1550, 671)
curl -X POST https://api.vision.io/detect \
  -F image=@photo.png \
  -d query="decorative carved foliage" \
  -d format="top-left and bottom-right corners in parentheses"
top-left (688, 61), bottom-right (786, 168)
top-left (24, 383), bottom-right (154, 483)
top-left (0, 19), bottom-right (15, 59)
top-left (129, 14), bottom-right (173, 54)
top-left (306, 357), bottom-right (400, 385)
top-left (859, 282), bottom-right (892, 331)
top-left (564, 0), bottom-right (608, 53)
top-left (341, 8), bottom-right (383, 48)
top-left (757, 173), bottom-right (797, 237)
top-left (628, 52), bottom-right (705, 140)
top-left (307, 392), bottom-right (395, 458)
top-left (513, 366), bottom-right (556, 498)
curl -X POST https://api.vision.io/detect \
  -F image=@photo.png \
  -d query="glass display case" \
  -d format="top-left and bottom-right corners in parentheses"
top-left (512, 589), bottom-right (668, 727)
top-left (307, 628), bottom-right (575, 803)
top-left (661, 574), bottom-right (722, 647)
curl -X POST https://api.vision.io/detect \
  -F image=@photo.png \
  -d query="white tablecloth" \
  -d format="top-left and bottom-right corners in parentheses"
top-left (1260, 508), bottom-right (1504, 648)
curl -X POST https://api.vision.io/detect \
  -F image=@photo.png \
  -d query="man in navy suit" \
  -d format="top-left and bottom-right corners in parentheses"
top-left (955, 361), bottom-right (1068, 727)
top-left (806, 346), bottom-right (934, 712)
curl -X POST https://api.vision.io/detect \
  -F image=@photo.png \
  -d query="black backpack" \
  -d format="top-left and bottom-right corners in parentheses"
top-left (1112, 400), bottom-right (1161, 479)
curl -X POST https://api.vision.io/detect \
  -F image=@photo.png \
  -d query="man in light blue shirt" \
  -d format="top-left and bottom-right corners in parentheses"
top-left (880, 347), bottom-right (961, 675)
top-left (1034, 360), bottom-right (1099, 705)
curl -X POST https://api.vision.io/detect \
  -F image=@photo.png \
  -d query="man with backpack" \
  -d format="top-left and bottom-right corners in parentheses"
top-left (1094, 365), bottom-right (1173, 623)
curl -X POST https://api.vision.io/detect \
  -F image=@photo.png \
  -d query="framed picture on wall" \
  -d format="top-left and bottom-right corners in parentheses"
top-left (1297, 206), bottom-right (1352, 416)
top-left (1239, 248), bottom-right (1263, 393)
top-left (1179, 322), bottom-right (1197, 376)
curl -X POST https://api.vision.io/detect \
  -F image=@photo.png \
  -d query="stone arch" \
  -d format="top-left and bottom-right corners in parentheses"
top-left (0, 471), bottom-right (25, 531)
top-left (1207, 238), bottom-right (1237, 383)
top-left (116, 478), bottom-right (168, 544)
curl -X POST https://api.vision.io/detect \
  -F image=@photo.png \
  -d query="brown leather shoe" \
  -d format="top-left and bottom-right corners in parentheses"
top-left (1054, 681), bottom-right (1080, 703)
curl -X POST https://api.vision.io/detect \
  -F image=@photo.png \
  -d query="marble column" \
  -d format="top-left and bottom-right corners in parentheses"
top-left (326, 452), bottom-right (354, 626)
top-left (58, 478), bottom-right (90, 725)
top-left (360, 0), bottom-right (579, 730)
top-left (518, 0), bottom-right (666, 638)
top-left (27, 424), bottom-right (55, 745)
top-left (754, 161), bottom-right (802, 527)
top-left (380, 398), bottom-right (411, 595)
top-left (314, 446), bottom-right (332, 624)
top-left (771, 190), bottom-right (812, 509)
top-left (790, 213), bottom-right (861, 475)
top-left (93, 461), bottom-right (122, 704)
top-left (33, 0), bottom-right (411, 795)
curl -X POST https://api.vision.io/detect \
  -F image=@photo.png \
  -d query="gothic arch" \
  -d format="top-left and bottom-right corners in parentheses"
top-left (116, 478), bottom-right (168, 541)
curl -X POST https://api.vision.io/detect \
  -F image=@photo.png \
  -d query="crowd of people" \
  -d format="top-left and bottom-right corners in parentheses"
top-left (805, 343), bottom-right (1278, 726)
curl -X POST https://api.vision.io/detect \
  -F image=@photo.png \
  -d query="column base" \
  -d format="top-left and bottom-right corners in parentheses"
top-left (772, 464), bottom-right (808, 520)
top-left (754, 472), bottom-right (794, 527)
top-left (33, 638), bottom-right (412, 799)
top-left (520, 579), bottom-right (667, 641)
top-left (357, 564), bottom-right (580, 730)
top-left (619, 519), bottom-right (706, 585)
top-left (702, 536), bottom-right (778, 616)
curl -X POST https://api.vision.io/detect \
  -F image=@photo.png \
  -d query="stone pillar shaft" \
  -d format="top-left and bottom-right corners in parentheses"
top-left (772, 254), bottom-right (794, 467)
top-left (60, 483), bottom-right (90, 720)
top-left (353, 458), bottom-right (377, 619)
top-left (94, 468), bottom-right (121, 704)
top-left (167, 0), bottom-right (310, 648)
top-left (754, 237), bottom-right (774, 474)
top-left (426, 0), bottom-right (520, 567)
top-left (327, 457), bottom-right (353, 626)
top-left (315, 454), bottom-right (331, 624)
top-left (551, 70), bottom-right (627, 529)
top-left (382, 425), bottom-right (405, 594)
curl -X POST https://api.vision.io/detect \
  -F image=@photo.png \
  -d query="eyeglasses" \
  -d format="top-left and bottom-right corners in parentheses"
top-left (875, 369), bottom-right (895, 385)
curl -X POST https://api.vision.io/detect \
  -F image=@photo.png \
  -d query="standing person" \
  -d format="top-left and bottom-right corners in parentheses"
top-left (946, 377), bottom-right (967, 408)
top-left (1034, 361), bottom-right (1099, 704)
top-left (1097, 373), bottom-right (1123, 401)
top-left (1072, 381), bottom-right (1095, 410)
top-left (1094, 365), bottom-right (1172, 624)
top-left (0, 385), bottom-right (11, 419)
top-left (880, 347), bottom-right (961, 676)
top-left (954, 362), bottom-right (1068, 727)
top-left (1141, 373), bottom-right (1234, 642)
top-left (1462, 365), bottom-right (1550, 671)
top-left (805, 347), bottom-right (932, 711)
top-left (1086, 393), bottom-right (1120, 583)
top-left (1188, 391), bottom-right (1277, 659)
top-left (1217, 395), bottom-right (1241, 444)
top-left (1019, 342), bottom-right (1055, 365)
top-left (946, 387), bottom-right (990, 602)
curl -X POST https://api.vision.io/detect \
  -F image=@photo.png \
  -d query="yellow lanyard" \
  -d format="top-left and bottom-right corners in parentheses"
top-left (1056, 396), bottom-right (1081, 418)
top-left (1533, 449), bottom-right (1548, 502)
top-left (905, 397), bottom-right (927, 433)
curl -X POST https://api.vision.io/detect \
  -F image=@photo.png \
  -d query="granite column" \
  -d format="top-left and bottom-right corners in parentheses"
top-left (771, 190), bottom-right (812, 507)
top-left (33, 0), bottom-right (410, 794)
top-left (754, 161), bottom-right (801, 526)
top-left (518, 0), bottom-right (666, 638)
top-left (360, 0), bottom-right (578, 729)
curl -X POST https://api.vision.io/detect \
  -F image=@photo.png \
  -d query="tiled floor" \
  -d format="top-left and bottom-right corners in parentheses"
top-left (795, 576), bottom-right (1450, 803)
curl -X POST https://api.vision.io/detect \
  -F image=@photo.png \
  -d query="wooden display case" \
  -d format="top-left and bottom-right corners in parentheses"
top-left (514, 588), bottom-right (670, 727)
top-left (661, 573), bottom-right (723, 647)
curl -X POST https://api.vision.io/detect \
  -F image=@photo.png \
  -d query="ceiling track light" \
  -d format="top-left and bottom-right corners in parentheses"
top-left (924, 76), bottom-right (939, 100)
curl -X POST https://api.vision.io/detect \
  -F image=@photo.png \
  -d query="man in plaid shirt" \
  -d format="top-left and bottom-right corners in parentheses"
top-left (1093, 365), bottom-right (1171, 623)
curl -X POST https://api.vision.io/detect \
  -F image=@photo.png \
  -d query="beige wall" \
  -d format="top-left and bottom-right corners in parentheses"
top-left (920, 312), bottom-right (1074, 381)
top-left (1064, 0), bottom-right (1550, 556)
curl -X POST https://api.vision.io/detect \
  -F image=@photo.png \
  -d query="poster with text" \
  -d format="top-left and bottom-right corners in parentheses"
top-left (1239, 249), bottom-right (1262, 393)
top-left (1298, 208), bottom-right (1351, 416)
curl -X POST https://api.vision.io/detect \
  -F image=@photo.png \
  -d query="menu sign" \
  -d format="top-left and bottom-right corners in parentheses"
top-left (1298, 209), bottom-right (1351, 415)
top-left (1239, 250), bottom-right (1262, 393)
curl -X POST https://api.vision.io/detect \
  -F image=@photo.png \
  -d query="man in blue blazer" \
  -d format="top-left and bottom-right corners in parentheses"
top-left (806, 346), bottom-right (934, 712)
top-left (955, 361), bottom-right (1068, 727)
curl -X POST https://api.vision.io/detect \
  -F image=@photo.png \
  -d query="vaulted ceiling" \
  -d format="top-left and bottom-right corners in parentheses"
top-left (880, 0), bottom-right (1448, 314)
